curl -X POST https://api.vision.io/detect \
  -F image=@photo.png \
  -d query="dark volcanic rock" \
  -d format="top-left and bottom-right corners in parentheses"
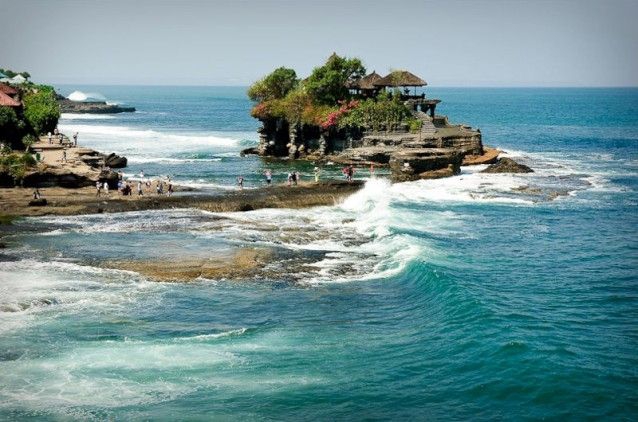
top-left (0, 170), bottom-right (14, 187)
top-left (58, 99), bottom-right (135, 114)
top-left (99, 170), bottom-right (120, 189)
top-left (240, 147), bottom-right (259, 156)
top-left (389, 148), bottom-right (462, 182)
top-left (23, 171), bottom-right (95, 188)
top-left (481, 157), bottom-right (533, 174)
top-left (104, 153), bottom-right (127, 168)
top-left (28, 198), bottom-right (48, 207)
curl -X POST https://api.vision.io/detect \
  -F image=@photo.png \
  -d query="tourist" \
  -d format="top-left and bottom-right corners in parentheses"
top-left (156, 180), bottom-right (163, 195)
top-left (73, 132), bottom-right (78, 146)
top-left (237, 176), bottom-right (244, 190)
top-left (294, 171), bottom-right (300, 185)
top-left (47, 132), bottom-right (52, 144)
top-left (140, 170), bottom-right (144, 179)
top-left (167, 182), bottom-right (174, 196)
top-left (287, 172), bottom-right (293, 186)
top-left (370, 163), bottom-right (375, 177)
top-left (313, 166), bottom-right (321, 182)
top-left (96, 181), bottom-right (101, 197)
top-left (118, 180), bottom-right (123, 193)
top-left (137, 181), bottom-right (143, 196)
top-left (32, 188), bottom-right (41, 200)
top-left (103, 181), bottom-right (109, 196)
top-left (343, 165), bottom-right (355, 182)
top-left (62, 149), bottom-right (67, 163)
top-left (264, 169), bottom-right (272, 185)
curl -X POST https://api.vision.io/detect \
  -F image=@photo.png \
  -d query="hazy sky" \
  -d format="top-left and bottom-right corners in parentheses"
top-left (1, 0), bottom-right (637, 86)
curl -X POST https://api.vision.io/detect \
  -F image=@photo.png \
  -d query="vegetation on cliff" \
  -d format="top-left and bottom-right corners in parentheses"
top-left (0, 69), bottom-right (60, 150)
top-left (248, 54), bottom-right (420, 133)
top-left (0, 151), bottom-right (37, 183)
top-left (22, 85), bottom-right (60, 135)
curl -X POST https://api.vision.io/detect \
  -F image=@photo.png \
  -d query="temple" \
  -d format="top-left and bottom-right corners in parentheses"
top-left (348, 70), bottom-right (440, 118)
top-left (250, 58), bottom-right (491, 181)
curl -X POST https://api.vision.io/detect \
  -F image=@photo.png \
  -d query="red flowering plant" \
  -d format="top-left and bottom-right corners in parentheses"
top-left (251, 101), bottom-right (271, 120)
top-left (320, 100), bottom-right (359, 130)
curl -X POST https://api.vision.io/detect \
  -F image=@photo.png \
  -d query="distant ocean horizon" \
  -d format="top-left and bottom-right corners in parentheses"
top-left (1, 86), bottom-right (636, 419)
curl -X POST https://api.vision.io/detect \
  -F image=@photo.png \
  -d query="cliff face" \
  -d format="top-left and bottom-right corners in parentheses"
top-left (253, 112), bottom-right (484, 181)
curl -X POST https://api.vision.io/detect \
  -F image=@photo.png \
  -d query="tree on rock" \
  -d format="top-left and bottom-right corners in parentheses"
top-left (304, 53), bottom-right (366, 105)
top-left (248, 67), bottom-right (298, 102)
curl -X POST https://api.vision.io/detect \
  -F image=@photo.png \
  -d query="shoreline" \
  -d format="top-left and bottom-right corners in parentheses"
top-left (0, 179), bottom-right (365, 218)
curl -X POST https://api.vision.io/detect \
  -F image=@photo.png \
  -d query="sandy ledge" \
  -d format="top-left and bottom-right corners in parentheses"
top-left (0, 180), bottom-right (365, 218)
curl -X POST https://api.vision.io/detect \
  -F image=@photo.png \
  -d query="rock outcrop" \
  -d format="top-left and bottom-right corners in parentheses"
top-left (58, 99), bottom-right (135, 114)
top-left (389, 148), bottom-right (462, 182)
top-left (103, 153), bottom-right (127, 168)
top-left (481, 157), bottom-right (533, 174)
top-left (22, 168), bottom-right (96, 188)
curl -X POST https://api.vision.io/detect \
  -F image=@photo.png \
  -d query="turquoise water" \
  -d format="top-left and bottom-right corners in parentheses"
top-left (1, 87), bottom-right (637, 419)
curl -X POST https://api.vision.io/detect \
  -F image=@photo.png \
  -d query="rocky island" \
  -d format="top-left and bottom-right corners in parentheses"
top-left (245, 54), bottom-right (518, 180)
top-left (56, 93), bottom-right (136, 114)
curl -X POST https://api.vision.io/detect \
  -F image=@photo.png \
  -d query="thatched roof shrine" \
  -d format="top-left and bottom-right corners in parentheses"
top-left (374, 70), bottom-right (427, 87)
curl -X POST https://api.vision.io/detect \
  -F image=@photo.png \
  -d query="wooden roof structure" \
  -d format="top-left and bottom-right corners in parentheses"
top-left (0, 83), bottom-right (18, 95)
top-left (374, 70), bottom-right (427, 87)
top-left (0, 91), bottom-right (21, 107)
top-left (347, 71), bottom-right (382, 90)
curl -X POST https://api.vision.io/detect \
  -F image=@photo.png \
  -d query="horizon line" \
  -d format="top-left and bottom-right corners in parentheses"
top-left (47, 83), bottom-right (638, 89)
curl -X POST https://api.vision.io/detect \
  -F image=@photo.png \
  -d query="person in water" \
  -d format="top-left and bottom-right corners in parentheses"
top-left (237, 176), bottom-right (244, 190)
top-left (264, 169), bottom-right (272, 186)
top-left (313, 166), bottom-right (321, 182)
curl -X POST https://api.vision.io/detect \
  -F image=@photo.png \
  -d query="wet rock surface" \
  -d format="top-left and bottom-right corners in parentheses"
top-left (482, 157), bottom-right (533, 174)
top-left (389, 148), bottom-right (462, 182)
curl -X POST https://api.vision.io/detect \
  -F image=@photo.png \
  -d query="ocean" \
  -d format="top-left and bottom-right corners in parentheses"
top-left (0, 86), bottom-right (636, 420)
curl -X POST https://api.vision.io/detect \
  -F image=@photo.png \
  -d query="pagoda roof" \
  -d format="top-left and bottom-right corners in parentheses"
top-left (374, 70), bottom-right (427, 87)
top-left (347, 71), bottom-right (382, 90)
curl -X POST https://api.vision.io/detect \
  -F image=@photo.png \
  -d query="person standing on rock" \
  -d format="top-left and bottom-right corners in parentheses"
top-left (347, 165), bottom-right (355, 182)
top-left (62, 149), bottom-right (67, 163)
top-left (167, 182), bottom-right (174, 196)
top-left (103, 181), bottom-right (109, 197)
top-left (137, 181), bottom-right (143, 196)
top-left (47, 132), bottom-right (52, 144)
top-left (96, 181), bottom-right (102, 197)
top-left (73, 132), bottom-right (78, 146)
top-left (237, 176), bottom-right (244, 190)
top-left (314, 167), bottom-right (321, 182)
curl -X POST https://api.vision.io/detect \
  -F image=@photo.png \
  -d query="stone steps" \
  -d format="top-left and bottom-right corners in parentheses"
top-left (414, 111), bottom-right (437, 135)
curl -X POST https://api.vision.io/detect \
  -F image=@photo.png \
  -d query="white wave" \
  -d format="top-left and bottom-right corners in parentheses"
top-left (173, 328), bottom-right (247, 342)
top-left (60, 113), bottom-right (116, 120)
top-left (56, 124), bottom-right (247, 160)
top-left (0, 259), bottom-right (161, 334)
top-left (67, 90), bottom-right (107, 102)
top-left (127, 157), bottom-right (223, 164)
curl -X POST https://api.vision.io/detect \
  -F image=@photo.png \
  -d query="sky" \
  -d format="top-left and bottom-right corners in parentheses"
top-left (1, 0), bottom-right (637, 87)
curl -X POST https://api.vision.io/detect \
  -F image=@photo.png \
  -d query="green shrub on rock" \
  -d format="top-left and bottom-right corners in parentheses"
top-left (22, 86), bottom-right (60, 135)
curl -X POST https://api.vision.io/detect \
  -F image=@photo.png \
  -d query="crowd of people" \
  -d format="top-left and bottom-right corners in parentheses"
top-left (96, 171), bottom-right (174, 198)
top-left (234, 164), bottom-right (369, 190)
top-left (47, 128), bottom-right (79, 147)
top-left (93, 163), bottom-right (371, 199)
